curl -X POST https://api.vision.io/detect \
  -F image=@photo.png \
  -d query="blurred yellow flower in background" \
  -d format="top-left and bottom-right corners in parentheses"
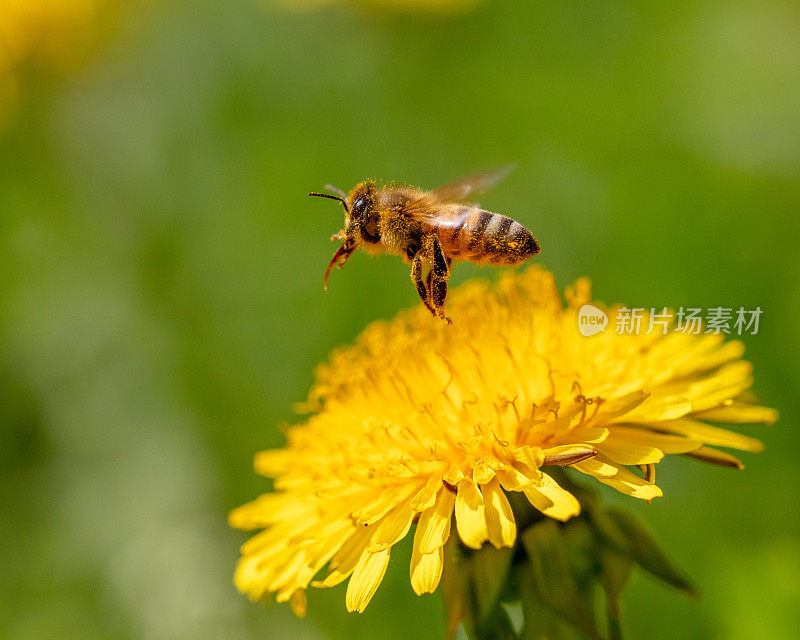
top-left (269, 0), bottom-right (483, 15)
top-left (0, 0), bottom-right (108, 133)
top-left (230, 266), bottom-right (776, 615)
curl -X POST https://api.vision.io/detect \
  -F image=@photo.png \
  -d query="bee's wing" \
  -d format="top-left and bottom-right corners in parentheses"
top-left (428, 164), bottom-right (514, 203)
top-left (404, 165), bottom-right (514, 223)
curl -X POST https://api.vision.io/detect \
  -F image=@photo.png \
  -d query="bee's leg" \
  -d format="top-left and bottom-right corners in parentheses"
top-left (324, 241), bottom-right (355, 290)
top-left (411, 254), bottom-right (435, 316)
top-left (431, 238), bottom-right (451, 281)
top-left (425, 269), bottom-right (435, 300)
top-left (429, 277), bottom-right (452, 325)
top-left (426, 236), bottom-right (452, 324)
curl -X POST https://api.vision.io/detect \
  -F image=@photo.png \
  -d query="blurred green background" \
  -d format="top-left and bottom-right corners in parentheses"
top-left (1, 0), bottom-right (799, 638)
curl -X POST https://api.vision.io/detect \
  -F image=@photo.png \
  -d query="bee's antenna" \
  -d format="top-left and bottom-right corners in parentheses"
top-left (308, 191), bottom-right (349, 213)
top-left (324, 184), bottom-right (348, 199)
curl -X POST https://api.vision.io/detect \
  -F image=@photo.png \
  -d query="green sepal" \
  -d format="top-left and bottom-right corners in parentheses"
top-left (442, 535), bottom-right (518, 640)
top-left (598, 546), bottom-right (634, 640)
top-left (440, 479), bottom-right (697, 640)
top-left (604, 509), bottom-right (696, 598)
top-left (471, 545), bottom-right (514, 624)
top-left (474, 599), bottom-right (518, 640)
top-left (519, 519), bottom-right (603, 640)
top-left (441, 535), bottom-right (473, 640)
top-left (518, 567), bottom-right (562, 640)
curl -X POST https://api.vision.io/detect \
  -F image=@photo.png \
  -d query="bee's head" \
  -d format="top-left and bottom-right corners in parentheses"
top-left (308, 180), bottom-right (379, 291)
top-left (344, 181), bottom-right (376, 229)
top-left (308, 180), bottom-right (381, 289)
top-left (308, 180), bottom-right (378, 240)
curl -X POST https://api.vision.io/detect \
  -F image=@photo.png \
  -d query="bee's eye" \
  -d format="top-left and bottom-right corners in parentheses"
top-left (352, 198), bottom-right (367, 217)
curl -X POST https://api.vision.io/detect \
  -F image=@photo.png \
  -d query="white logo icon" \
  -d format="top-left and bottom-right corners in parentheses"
top-left (578, 304), bottom-right (608, 336)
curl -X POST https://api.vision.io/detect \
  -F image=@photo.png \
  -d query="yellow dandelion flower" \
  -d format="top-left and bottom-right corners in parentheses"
top-left (230, 266), bottom-right (776, 614)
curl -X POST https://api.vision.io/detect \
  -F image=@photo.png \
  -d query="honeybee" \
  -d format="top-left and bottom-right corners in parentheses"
top-left (308, 167), bottom-right (540, 323)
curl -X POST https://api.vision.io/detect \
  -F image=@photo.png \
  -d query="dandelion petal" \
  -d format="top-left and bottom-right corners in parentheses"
top-left (455, 479), bottom-right (488, 549)
top-left (410, 546), bottom-right (444, 596)
top-left (524, 473), bottom-right (580, 521)
top-left (416, 488), bottom-right (456, 554)
top-left (346, 549), bottom-right (391, 613)
top-left (483, 478), bottom-right (516, 548)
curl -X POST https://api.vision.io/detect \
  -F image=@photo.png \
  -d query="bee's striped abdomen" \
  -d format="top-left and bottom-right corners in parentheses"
top-left (441, 206), bottom-right (539, 265)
